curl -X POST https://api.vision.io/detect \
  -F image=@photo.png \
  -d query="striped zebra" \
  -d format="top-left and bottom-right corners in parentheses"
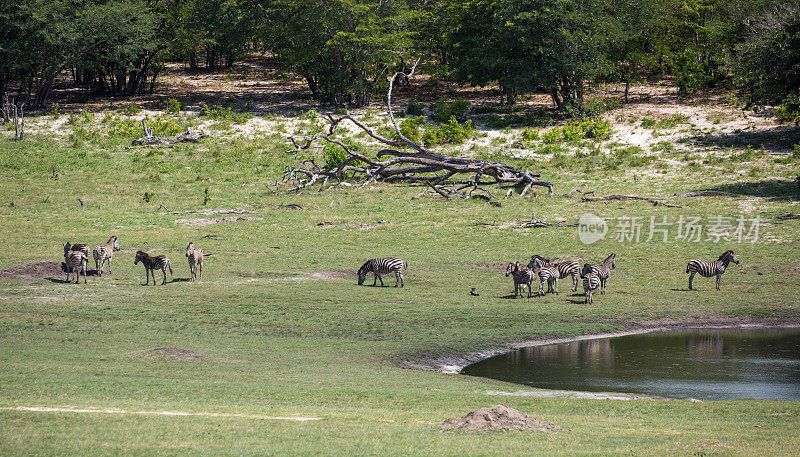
top-left (92, 236), bottom-right (120, 276)
top-left (528, 255), bottom-right (580, 292)
top-left (134, 251), bottom-right (173, 285)
top-left (185, 242), bottom-right (206, 282)
top-left (506, 262), bottom-right (533, 298)
top-left (581, 265), bottom-right (601, 304)
top-left (357, 257), bottom-right (407, 287)
top-left (64, 242), bottom-right (90, 261)
top-left (64, 250), bottom-right (88, 284)
top-left (531, 263), bottom-right (559, 296)
top-left (686, 250), bottom-right (739, 291)
top-left (587, 253), bottom-right (615, 294)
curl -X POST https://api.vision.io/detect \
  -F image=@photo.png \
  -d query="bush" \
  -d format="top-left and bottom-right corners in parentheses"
top-left (430, 100), bottom-right (470, 122)
top-left (322, 142), bottom-right (364, 170)
top-left (544, 118), bottom-right (613, 144)
top-left (670, 49), bottom-right (716, 93)
top-left (166, 98), bottom-right (181, 113)
top-left (582, 97), bottom-right (622, 118)
top-left (399, 116), bottom-right (425, 144)
top-left (656, 113), bottom-right (690, 129)
top-left (640, 118), bottom-right (657, 128)
top-left (199, 103), bottom-right (252, 124)
top-left (774, 95), bottom-right (800, 124)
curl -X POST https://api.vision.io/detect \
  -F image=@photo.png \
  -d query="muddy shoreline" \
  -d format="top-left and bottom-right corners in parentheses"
top-left (398, 317), bottom-right (800, 374)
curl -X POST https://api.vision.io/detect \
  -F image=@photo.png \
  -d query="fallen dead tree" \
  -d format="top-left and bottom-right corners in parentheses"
top-left (132, 120), bottom-right (207, 145)
top-left (281, 61), bottom-right (552, 198)
top-left (579, 189), bottom-right (748, 208)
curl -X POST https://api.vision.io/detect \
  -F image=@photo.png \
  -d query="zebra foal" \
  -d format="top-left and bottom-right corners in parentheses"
top-left (92, 236), bottom-right (120, 276)
top-left (506, 262), bottom-right (533, 298)
top-left (134, 251), bottom-right (173, 285)
top-left (185, 242), bottom-right (206, 282)
top-left (686, 250), bottom-right (739, 291)
top-left (528, 255), bottom-right (580, 292)
top-left (531, 263), bottom-right (559, 297)
top-left (357, 257), bottom-right (407, 287)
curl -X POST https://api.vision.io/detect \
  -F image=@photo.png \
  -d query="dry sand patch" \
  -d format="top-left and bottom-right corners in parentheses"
top-left (441, 405), bottom-right (561, 433)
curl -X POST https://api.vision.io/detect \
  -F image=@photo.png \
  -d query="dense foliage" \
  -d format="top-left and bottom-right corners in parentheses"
top-left (0, 0), bottom-right (797, 111)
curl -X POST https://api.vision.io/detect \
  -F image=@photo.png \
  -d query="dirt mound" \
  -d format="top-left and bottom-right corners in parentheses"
top-left (0, 261), bottom-right (66, 280)
top-left (442, 405), bottom-right (561, 433)
top-left (140, 347), bottom-right (206, 361)
top-left (174, 215), bottom-right (263, 226)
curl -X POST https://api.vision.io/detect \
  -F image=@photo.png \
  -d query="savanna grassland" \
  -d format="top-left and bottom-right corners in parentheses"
top-left (1, 65), bottom-right (799, 456)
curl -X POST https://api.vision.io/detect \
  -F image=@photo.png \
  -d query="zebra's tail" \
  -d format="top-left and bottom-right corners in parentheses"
top-left (686, 263), bottom-right (691, 273)
top-left (404, 260), bottom-right (408, 272)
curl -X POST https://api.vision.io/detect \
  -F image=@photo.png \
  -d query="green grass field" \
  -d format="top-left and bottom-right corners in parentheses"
top-left (1, 108), bottom-right (799, 456)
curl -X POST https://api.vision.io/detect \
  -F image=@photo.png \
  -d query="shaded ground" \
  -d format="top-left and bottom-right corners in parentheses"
top-left (441, 405), bottom-right (561, 433)
top-left (0, 261), bottom-right (102, 281)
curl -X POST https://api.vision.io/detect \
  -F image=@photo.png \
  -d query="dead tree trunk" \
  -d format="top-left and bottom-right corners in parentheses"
top-left (282, 60), bottom-right (553, 198)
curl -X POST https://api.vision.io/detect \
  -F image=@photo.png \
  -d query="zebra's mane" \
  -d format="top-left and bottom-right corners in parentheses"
top-left (718, 250), bottom-right (734, 261)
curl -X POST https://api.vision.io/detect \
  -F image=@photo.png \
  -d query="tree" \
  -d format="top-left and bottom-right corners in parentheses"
top-left (733, 3), bottom-right (800, 106)
top-left (260, 0), bottom-right (417, 107)
top-left (446, 0), bottom-right (605, 109)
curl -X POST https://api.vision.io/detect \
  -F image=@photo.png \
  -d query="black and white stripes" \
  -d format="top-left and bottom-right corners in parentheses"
top-left (357, 257), bottom-right (407, 287)
top-left (686, 250), bottom-right (739, 291)
top-left (581, 264), bottom-right (601, 304)
top-left (92, 236), bottom-right (120, 276)
top-left (134, 251), bottom-right (173, 285)
top-left (588, 254), bottom-right (615, 294)
top-left (506, 262), bottom-right (533, 298)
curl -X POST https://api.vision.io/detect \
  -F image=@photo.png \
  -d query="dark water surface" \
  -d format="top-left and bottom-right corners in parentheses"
top-left (462, 328), bottom-right (800, 400)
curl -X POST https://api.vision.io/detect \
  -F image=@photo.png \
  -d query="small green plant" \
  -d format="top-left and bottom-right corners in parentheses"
top-left (142, 191), bottom-right (155, 203)
top-left (640, 118), bottom-right (657, 128)
top-left (656, 113), bottom-right (690, 129)
top-left (120, 103), bottom-right (141, 115)
top-left (520, 128), bottom-right (539, 144)
top-left (199, 103), bottom-right (252, 123)
top-left (203, 188), bottom-right (210, 205)
top-left (48, 103), bottom-right (60, 117)
top-left (166, 98), bottom-right (181, 114)
top-left (793, 143), bottom-right (800, 158)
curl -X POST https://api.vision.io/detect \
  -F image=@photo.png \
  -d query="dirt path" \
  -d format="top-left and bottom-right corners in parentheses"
top-left (0, 406), bottom-right (321, 421)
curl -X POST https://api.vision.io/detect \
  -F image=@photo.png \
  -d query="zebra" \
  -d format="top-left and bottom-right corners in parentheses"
top-left (185, 242), bottom-right (207, 282)
top-left (531, 263), bottom-right (559, 297)
top-left (357, 257), bottom-right (407, 287)
top-left (528, 255), bottom-right (580, 292)
top-left (134, 251), bottom-right (173, 285)
top-left (506, 262), bottom-right (533, 298)
top-left (64, 250), bottom-right (88, 284)
top-left (581, 264), bottom-right (601, 304)
top-left (92, 236), bottom-right (120, 276)
top-left (686, 250), bottom-right (739, 291)
top-left (64, 241), bottom-right (90, 261)
top-left (588, 253), bottom-right (615, 294)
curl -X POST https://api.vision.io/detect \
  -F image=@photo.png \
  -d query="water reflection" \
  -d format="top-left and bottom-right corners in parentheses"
top-left (462, 328), bottom-right (800, 400)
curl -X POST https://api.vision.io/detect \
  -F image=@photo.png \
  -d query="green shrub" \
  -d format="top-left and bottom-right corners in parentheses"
top-left (628, 155), bottom-right (655, 167)
top-left (166, 98), bottom-right (181, 113)
top-left (199, 103), bottom-right (252, 124)
top-left (656, 113), bottom-right (690, 129)
top-left (544, 118), bottom-right (612, 144)
top-left (793, 143), bottom-right (800, 158)
top-left (430, 100), bottom-right (470, 122)
top-left (520, 128), bottom-right (539, 143)
top-left (438, 116), bottom-right (474, 144)
top-left (582, 97), bottom-right (622, 117)
top-left (399, 116), bottom-right (425, 144)
top-left (120, 103), bottom-right (141, 115)
top-left (640, 118), bottom-right (657, 128)
top-left (322, 143), bottom-right (363, 170)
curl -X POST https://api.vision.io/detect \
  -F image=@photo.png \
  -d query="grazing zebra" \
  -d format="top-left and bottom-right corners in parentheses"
top-left (134, 251), bottom-right (173, 285)
top-left (581, 264), bottom-right (601, 304)
top-left (531, 263), bottom-right (559, 297)
top-left (686, 250), bottom-right (739, 291)
top-left (506, 262), bottom-right (533, 298)
top-left (92, 236), bottom-right (120, 276)
top-left (185, 242), bottom-right (206, 282)
top-left (357, 257), bottom-right (407, 287)
top-left (64, 250), bottom-right (88, 284)
top-left (588, 253), bottom-right (616, 294)
top-left (528, 255), bottom-right (581, 292)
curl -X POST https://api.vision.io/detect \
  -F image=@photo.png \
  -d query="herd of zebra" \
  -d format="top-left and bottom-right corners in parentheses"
top-left (61, 237), bottom-right (206, 285)
top-left (504, 253), bottom-right (615, 303)
top-left (60, 238), bottom-right (739, 297)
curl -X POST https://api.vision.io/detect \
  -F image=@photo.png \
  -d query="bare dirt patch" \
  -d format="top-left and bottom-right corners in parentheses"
top-left (441, 405), bottom-right (561, 433)
top-left (0, 261), bottom-right (66, 280)
top-left (139, 347), bottom-right (206, 361)
top-left (174, 215), bottom-right (263, 226)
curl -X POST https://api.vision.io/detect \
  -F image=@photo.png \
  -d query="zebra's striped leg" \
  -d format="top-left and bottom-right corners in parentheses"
top-left (716, 274), bottom-right (721, 291)
top-left (82, 264), bottom-right (86, 284)
top-left (600, 278), bottom-right (606, 294)
top-left (394, 271), bottom-right (400, 287)
top-left (553, 279), bottom-right (559, 295)
top-left (688, 271), bottom-right (695, 290)
top-left (198, 262), bottom-right (202, 281)
top-left (572, 274), bottom-right (578, 292)
top-left (162, 268), bottom-right (167, 285)
top-left (107, 257), bottom-right (111, 275)
top-left (527, 283), bottom-right (532, 298)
